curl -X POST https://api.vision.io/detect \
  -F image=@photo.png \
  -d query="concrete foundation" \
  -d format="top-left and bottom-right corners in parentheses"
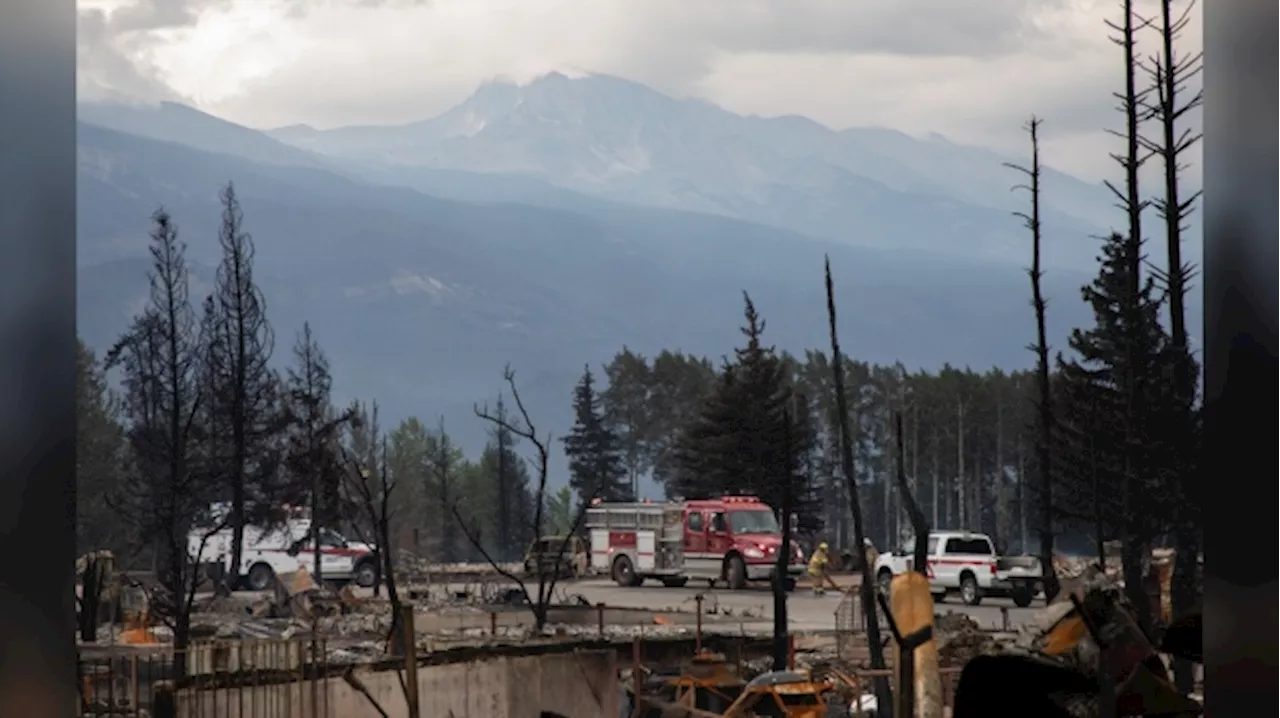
top-left (415, 604), bottom-right (704, 633)
top-left (175, 648), bottom-right (619, 718)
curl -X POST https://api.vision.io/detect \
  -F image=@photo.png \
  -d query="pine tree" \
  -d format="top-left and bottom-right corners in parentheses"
top-left (600, 348), bottom-right (654, 500)
top-left (1056, 232), bottom-right (1181, 627)
top-left (672, 294), bottom-right (817, 526)
top-left (562, 365), bottom-right (630, 503)
top-left (428, 418), bottom-right (465, 562)
top-left (76, 338), bottom-right (128, 557)
top-left (488, 395), bottom-right (516, 558)
top-left (545, 486), bottom-right (574, 536)
top-left (481, 398), bottom-right (537, 561)
top-left (647, 351), bottom-right (717, 492)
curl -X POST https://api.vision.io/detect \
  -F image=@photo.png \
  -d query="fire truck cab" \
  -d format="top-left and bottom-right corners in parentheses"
top-left (586, 495), bottom-right (805, 590)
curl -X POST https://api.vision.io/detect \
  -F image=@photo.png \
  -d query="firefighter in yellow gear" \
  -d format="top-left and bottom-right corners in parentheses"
top-left (808, 542), bottom-right (830, 596)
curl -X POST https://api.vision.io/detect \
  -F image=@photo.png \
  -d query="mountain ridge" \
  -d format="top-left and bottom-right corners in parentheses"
top-left (78, 119), bottom-right (1150, 484)
top-left (253, 72), bottom-right (1122, 269)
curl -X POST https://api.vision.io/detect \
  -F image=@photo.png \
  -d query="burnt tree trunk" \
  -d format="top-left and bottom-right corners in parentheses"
top-left (956, 400), bottom-right (967, 528)
top-left (896, 414), bottom-right (931, 575)
top-left (823, 258), bottom-right (892, 713)
top-left (772, 408), bottom-right (797, 671)
top-left (1006, 116), bottom-right (1060, 599)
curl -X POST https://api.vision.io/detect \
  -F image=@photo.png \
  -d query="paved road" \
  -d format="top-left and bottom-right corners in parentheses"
top-left (554, 578), bottom-right (1043, 633)
top-left (225, 572), bottom-right (1043, 634)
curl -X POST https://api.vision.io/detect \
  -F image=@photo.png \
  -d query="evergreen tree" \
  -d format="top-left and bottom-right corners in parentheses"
top-left (562, 365), bottom-right (630, 503)
top-left (385, 417), bottom-right (434, 556)
top-left (76, 338), bottom-right (128, 557)
top-left (672, 294), bottom-right (818, 526)
top-left (428, 419), bottom-right (466, 562)
top-left (545, 485), bottom-right (575, 536)
top-left (482, 399), bottom-right (537, 560)
top-left (647, 350), bottom-right (717, 491)
top-left (1056, 232), bottom-right (1182, 626)
top-left (600, 348), bottom-right (654, 500)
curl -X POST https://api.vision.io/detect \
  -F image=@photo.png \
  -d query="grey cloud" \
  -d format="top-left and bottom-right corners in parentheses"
top-left (77, 8), bottom-right (183, 103)
top-left (76, 0), bottom-right (428, 105)
top-left (107, 0), bottom-right (217, 33)
top-left (616, 0), bottom-right (1073, 61)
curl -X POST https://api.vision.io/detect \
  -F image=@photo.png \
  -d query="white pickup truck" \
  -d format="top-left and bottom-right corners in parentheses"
top-left (873, 530), bottom-right (1043, 607)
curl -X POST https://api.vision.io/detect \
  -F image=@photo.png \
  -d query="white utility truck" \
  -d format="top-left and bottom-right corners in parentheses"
top-left (873, 530), bottom-right (1043, 607)
top-left (188, 506), bottom-right (378, 591)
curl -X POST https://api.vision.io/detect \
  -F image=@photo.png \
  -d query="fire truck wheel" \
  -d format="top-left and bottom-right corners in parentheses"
top-left (612, 555), bottom-right (637, 587)
top-left (662, 577), bottom-right (688, 588)
top-left (726, 556), bottom-right (747, 590)
top-left (247, 563), bottom-right (275, 592)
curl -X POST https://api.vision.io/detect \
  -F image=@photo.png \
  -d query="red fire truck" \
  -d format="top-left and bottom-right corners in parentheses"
top-left (585, 495), bottom-right (805, 590)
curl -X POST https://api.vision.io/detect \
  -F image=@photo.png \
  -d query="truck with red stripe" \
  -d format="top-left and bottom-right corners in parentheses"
top-left (873, 530), bottom-right (1043, 607)
top-left (189, 505), bottom-right (379, 592)
top-left (584, 495), bottom-right (805, 590)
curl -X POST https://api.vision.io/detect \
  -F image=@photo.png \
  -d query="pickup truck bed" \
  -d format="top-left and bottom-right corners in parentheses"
top-left (874, 531), bottom-right (1044, 607)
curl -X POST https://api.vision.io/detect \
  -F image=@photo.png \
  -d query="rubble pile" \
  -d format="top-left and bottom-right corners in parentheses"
top-left (396, 557), bottom-right (523, 583)
top-left (934, 611), bottom-right (999, 665)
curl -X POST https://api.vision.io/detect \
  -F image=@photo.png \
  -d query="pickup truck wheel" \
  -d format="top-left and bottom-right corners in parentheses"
top-left (1011, 585), bottom-right (1034, 608)
top-left (877, 569), bottom-right (893, 597)
top-left (247, 563), bottom-right (275, 592)
top-left (354, 560), bottom-right (379, 589)
top-left (726, 556), bottom-right (747, 590)
top-left (960, 573), bottom-right (982, 606)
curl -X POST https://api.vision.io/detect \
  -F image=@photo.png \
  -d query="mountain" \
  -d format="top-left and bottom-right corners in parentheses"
top-left (78, 100), bottom-right (335, 171)
top-left (77, 119), bottom-right (1141, 492)
top-left (265, 72), bottom-right (1124, 269)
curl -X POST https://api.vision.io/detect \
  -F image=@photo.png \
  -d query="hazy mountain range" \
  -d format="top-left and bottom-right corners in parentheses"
top-left (75, 72), bottom-right (1202, 489)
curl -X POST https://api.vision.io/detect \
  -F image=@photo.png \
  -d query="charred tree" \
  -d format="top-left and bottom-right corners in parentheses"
top-left (1140, 0), bottom-right (1203, 691)
top-left (955, 398), bottom-right (967, 528)
top-left (491, 395), bottom-right (514, 561)
top-left (340, 430), bottom-right (401, 615)
top-left (1106, 0), bottom-right (1158, 633)
top-left (456, 367), bottom-right (598, 631)
top-left (105, 210), bottom-right (216, 675)
top-left (896, 413), bottom-right (931, 575)
top-left (205, 183), bottom-right (281, 595)
top-left (994, 382), bottom-right (1009, 550)
top-left (1004, 116), bottom-right (1061, 600)
top-left (771, 406), bottom-right (797, 671)
top-left (823, 257), bottom-right (891, 712)
top-left (283, 324), bottom-right (351, 583)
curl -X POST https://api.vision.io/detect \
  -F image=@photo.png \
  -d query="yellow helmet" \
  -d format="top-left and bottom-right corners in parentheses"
top-left (818, 542), bottom-right (829, 551)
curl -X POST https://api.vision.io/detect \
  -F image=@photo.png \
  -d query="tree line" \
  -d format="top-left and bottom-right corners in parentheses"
top-left (567, 337), bottom-right (1048, 554)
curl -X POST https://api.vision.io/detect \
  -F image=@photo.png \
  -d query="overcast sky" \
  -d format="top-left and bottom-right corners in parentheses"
top-left (77, 0), bottom-right (1204, 182)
